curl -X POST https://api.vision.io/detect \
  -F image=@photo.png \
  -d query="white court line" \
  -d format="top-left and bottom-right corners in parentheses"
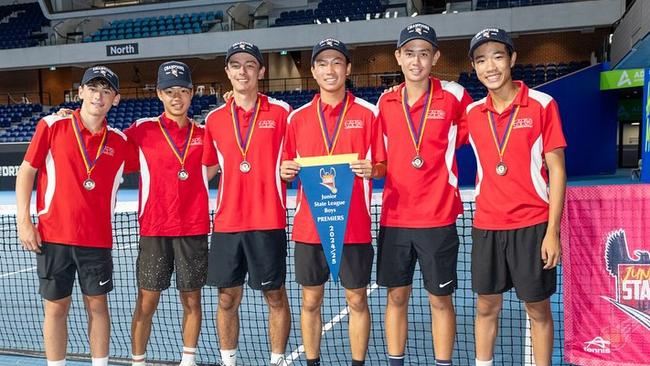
top-left (285, 282), bottom-right (380, 365)
top-left (0, 266), bottom-right (36, 278)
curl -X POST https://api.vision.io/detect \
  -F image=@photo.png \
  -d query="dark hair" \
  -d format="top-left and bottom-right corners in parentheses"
top-left (83, 78), bottom-right (116, 93)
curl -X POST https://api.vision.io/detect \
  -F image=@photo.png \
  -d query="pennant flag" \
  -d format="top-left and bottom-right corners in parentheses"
top-left (296, 153), bottom-right (357, 282)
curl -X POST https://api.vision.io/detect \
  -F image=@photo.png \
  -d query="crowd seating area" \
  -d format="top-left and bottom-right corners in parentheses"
top-left (0, 95), bottom-right (217, 143)
top-left (475, 0), bottom-right (575, 10)
top-left (0, 3), bottom-right (49, 50)
top-left (273, 0), bottom-right (385, 26)
top-left (267, 86), bottom-right (384, 109)
top-left (458, 60), bottom-right (590, 100)
top-left (85, 11), bottom-right (223, 42)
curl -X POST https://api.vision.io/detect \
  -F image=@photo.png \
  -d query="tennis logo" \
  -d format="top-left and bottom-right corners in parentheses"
top-left (319, 167), bottom-right (337, 194)
top-left (583, 336), bottom-right (611, 354)
top-left (513, 118), bottom-right (533, 129)
top-left (427, 109), bottom-right (446, 120)
top-left (190, 137), bottom-right (202, 146)
top-left (603, 229), bottom-right (650, 330)
top-left (344, 120), bottom-right (363, 129)
top-left (258, 120), bottom-right (276, 129)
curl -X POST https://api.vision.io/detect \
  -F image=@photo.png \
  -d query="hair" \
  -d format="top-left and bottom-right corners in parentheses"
top-left (83, 78), bottom-right (117, 93)
top-left (470, 41), bottom-right (514, 61)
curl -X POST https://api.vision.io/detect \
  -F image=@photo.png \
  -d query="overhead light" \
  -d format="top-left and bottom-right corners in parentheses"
top-left (49, 66), bottom-right (56, 71)
top-left (393, 11), bottom-right (398, 18)
top-left (631, 122), bottom-right (640, 126)
top-left (385, 11), bottom-right (390, 18)
top-left (366, 13), bottom-right (371, 20)
top-left (374, 13), bottom-right (380, 19)
top-left (280, 50), bottom-right (288, 56)
top-left (316, 19), bottom-right (321, 24)
top-left (345, 16), bottom-right (350, 22)
top-left (411, 12), bottom-right (418, 17)
top-left (326, 17), bottom-right (331, 23)
top-left (336, 18), bottom-right (341, 23)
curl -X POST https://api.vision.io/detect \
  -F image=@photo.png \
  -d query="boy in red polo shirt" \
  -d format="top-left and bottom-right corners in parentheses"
top-left (202, 42), bottom-right (291, 366)
top-left (280, 38), bottom-right (386, 366)
top-left (465, 28), bottom-right (566, 366)
top-left (16, 66), bottom-right (127, 366)
top-left (125, 61), bottom-right (209, 366)
top-left (376, 23), bottom-right (472, 366)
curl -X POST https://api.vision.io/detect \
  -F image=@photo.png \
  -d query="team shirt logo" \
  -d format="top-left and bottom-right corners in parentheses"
top-left (344, 120), bottom-right (363, 129)
top-left (319, 167), bottom-right (337, 194)
top-left (513, 117), bottom-right (533, 129)
top-left (258, 120), bottom-right (276, 129)
top-left (103, 145), bottom-right (115, 156)
top-left (428, 109), bottom-right (446, 120)
top-left (190, 137), bottom-right (203, 146)
top-left (603, 229), bottom-right (650, 330)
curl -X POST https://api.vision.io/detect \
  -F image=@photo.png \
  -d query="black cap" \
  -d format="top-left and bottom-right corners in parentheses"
top-left (469, 28), bottom-right (514, 59)
top-left (81, 66), bottom-right (119, 92)
top-left (397, 22), bottom-right (437, 49)
top-left (311, 38), bottom-right (351, 64)
top-left (157, 61), bottom-right (192, 90)
top-left (225, 41), bottom-right (264, 66)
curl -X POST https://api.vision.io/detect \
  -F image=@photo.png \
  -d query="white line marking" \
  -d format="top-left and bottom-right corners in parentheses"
top-left (285, 282), bottom-right (379, 365)
top-left (0, 266), bottom-right (36, 278)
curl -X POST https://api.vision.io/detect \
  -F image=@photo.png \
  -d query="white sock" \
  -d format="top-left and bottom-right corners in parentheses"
top-left (91, 356), bottom-right (109, 366)
top-left (220, 349), bottom-right (237, 366)
top-left (47, 360), bottom-right (66, 366)
top-left (271, 352), bottom-right (285, 365)
top-left (476, 359), bottom-right (493, 366)
top-left (132, 353), bottom-right (146, 366)
top-left (181, 346), bottom-right (197, 365)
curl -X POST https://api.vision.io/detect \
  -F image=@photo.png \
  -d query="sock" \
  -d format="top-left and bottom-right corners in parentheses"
top-left (476, 359), bottom-right (493, 366)
top-left (306, 357), bottom-right (321, 366)
top-left (132, 353), bottom-right (146, 366)
top-left (270, 352), bottom-right (285, 365)
top-left (388, 354), bottom-right (405, 366)
top-left (220, 349), bottom-right (237, 366)
top-left (435, 359), bottom-right (452, 366)
top-left (181, 347), bottom-right (197, 365)
top-left (91, 357), bottom-right (109, 366)
top-left (352, 360), bottom-right (365, 366)
top-left (47, 360), bottom-right (66, 366)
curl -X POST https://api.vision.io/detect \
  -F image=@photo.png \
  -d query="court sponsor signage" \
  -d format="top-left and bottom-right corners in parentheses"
top-left (562, 184), bottom-right (650, 365)
top-left (295, 153), bottom-right (356, 282)
top-left (106, 43), bottom-right (139, 57)
top-left (600, 69), bottom-right (645, 90)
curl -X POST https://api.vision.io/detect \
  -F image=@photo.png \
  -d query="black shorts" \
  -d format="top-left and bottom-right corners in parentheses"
top-left (377, 225), bottom-right (460, 296)
top-left (294, 242), bottom-right (373, 289)
top-left (36, 242), bottom-right (113, 300)
top-left (137, 235), bottom-right (209, 292)
top-left (207, 230), bottom-right (287, 291)
top-left (471, 222), bottom-right (557, 302)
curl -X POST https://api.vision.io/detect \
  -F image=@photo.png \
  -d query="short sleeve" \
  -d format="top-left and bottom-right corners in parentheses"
top-left (542, 99), bottom-right (567, 153)
top-left (202, 120), bottom-right (219, 167)
top-left (23, 119), bottom-right (52, 169)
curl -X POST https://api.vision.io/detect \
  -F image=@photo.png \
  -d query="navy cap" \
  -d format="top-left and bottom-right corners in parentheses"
top-left (397, 22), bottom-right (437, 49)
top-left (311, 38), bottom-right (351, 64)
top-left (81, 66), bottom-right (119, 92)
top-left (469, 28), bottom-right (515, 59)
top-left (225, 41), bottom-right (264, 66)
top-left (157, 61), bottom-right (192, 90)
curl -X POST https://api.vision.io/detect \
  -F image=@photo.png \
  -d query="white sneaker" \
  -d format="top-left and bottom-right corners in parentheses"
top-left (179, 362), bottom-right (197, 366)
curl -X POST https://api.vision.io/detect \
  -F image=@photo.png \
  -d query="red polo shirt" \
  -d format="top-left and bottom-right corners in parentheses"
top-left (284, 92), bottom-right (386, 244)
top-left (24, 109), bottom-right (128, 249)
top-left (466, 81), bottom-right (567, 230)
top-left (123, 113), bottom-right (210, 236)
top-left (202, 94), bottom-right (290, 232)
top-left (378, 77), bottom-right (472, 228)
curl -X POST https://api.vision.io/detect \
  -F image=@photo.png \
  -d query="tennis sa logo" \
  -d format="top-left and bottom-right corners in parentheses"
top-left (603, 229), bottom-right (650, 330)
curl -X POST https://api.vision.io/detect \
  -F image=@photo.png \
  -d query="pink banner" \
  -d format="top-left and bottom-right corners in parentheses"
top-left (562, 184), bottom-right (650, 365)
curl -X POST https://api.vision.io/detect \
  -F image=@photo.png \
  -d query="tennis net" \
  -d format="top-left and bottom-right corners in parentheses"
top-left (0, 190), bottom-right (566, 365)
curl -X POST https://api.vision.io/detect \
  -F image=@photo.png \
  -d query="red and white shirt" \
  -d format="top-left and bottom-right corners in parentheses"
top-left (202, 94), bottom-right (290, 232)
top-left (466, 81), bottom-right (567, 230)
top-left (284, 92), bottom-right (386, 245)
top-left (378, 77), bottom-right (472, 228)
top-left (24, 109), bottom-right (128, 249)
top-left (123, 113), bottom-right (209, 237)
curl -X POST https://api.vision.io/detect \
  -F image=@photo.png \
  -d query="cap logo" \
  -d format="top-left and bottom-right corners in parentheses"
top-left (164, 64), bottom-right (185, 78)
top-left (483, 31), bottom-right (490, 38)
top-left (92, 66), bottom-right (110, 77)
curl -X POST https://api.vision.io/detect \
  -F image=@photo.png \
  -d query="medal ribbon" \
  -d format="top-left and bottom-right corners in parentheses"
top-left (317, 94), bottom-right (349, 155)
top-left (71, 114), bottom-right (108, 177)
top-left (401, 79), bottom-right (434, 155)
top-left (231, 97), bottom-right (261, 159)
top-left (487, 105), bottom-right (520, 161)
top-left (157, 116), bottom-right (194, 167)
